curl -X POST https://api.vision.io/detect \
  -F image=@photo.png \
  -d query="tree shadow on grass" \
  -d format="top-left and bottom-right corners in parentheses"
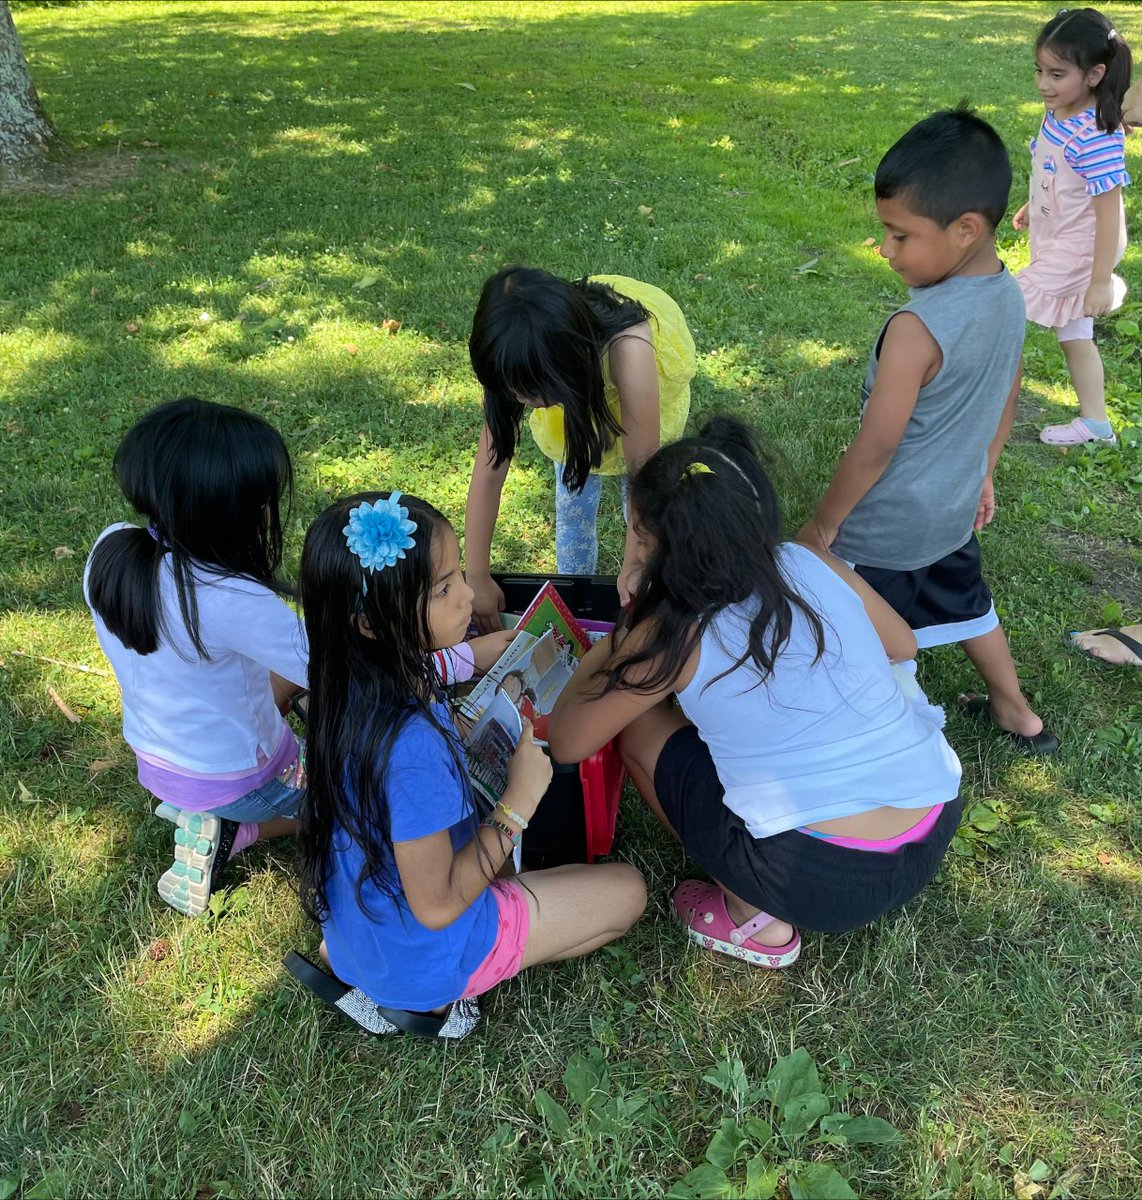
top-left (4, 765), bottom-right (1139, 1196)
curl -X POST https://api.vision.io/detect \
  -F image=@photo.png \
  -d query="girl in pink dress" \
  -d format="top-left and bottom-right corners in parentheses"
top-left (1013, 8), bottom-right (1132, 446)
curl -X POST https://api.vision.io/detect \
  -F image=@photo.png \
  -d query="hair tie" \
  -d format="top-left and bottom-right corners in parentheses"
top-left (1109, 27), bottom-right (1118, 41)
top-left (682, 461), bottom-right (713, 481)
top-left (343, 492), bottom-right (417, 594)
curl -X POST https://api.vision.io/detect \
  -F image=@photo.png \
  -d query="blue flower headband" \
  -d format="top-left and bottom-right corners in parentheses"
top-left (343, 493), bottom-right (417, 592)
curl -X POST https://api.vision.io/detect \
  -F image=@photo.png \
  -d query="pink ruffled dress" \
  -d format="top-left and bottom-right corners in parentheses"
top-left (1017, 109), bottom-right (1129, 329)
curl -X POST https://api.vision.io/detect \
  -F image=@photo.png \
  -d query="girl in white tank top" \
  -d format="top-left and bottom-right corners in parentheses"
top-left (549, 417), bottom-right (961, 970)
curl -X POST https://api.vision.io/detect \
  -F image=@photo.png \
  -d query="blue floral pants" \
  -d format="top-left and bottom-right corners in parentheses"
top-left (554, 464), bottom-right (628, 574)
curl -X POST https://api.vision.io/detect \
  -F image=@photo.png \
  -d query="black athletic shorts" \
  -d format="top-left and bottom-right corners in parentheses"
top-left (853, 534), bottom-right (998, 649)
top-left (654, 725), bottom-right (960, 934)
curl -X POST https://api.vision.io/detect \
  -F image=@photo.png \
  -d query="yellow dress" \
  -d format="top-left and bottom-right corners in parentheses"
top-left (528, 275), bottom-right (696, 476)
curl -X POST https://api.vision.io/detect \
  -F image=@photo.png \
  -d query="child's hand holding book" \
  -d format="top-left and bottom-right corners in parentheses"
top-left (504, 718), bottom-right (553, 821)
top-left (469, 628), bottom-right (518, 674)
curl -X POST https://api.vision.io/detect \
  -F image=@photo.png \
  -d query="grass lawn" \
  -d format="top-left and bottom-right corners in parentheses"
top-left (2, 1), bottom-right (1140, 1196)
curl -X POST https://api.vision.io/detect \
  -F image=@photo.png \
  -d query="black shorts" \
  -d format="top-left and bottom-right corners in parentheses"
top-left (654, 725), bottom-right (960, 934)
top-left (853, 534), bottom-right (998, 649)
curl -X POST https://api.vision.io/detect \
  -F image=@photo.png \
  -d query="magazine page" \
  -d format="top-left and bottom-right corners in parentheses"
top-left (464, 689), bottom-right (523, 809)
top-left (457, 628), bottom-right (537, 723)
top-left (491, 629), bottom-right (574, 747)
top-left (514, 580), bottom-right (592, 659)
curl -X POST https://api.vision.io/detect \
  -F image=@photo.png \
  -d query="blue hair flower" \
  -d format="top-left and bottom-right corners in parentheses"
top-left (343, 493), bottom-right (417, 578)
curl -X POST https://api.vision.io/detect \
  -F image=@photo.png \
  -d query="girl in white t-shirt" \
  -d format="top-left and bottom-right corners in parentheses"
top-left (85, 397), bottom-right (308, 917)
top-left (549, 417), bottom-right (962, 969)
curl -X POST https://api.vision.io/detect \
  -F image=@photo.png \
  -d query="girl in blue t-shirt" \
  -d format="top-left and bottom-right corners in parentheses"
top-left (294, 490), bottom-right (645, 1038)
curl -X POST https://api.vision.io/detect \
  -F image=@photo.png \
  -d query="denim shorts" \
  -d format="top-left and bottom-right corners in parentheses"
top-left (205, 767), bottom-right (304, 822)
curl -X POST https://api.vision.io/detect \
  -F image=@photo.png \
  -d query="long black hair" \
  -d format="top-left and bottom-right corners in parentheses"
top-left (1037, 7), bottom-right (1133, 132)
top-left (296, 492), bottom-right (474, 922)
top-left (86, 396), bottom-right (293, 658)
top-left (469, 266), bottom-right (652, 492)
top-left (602, 416), bottom-right (825, 696)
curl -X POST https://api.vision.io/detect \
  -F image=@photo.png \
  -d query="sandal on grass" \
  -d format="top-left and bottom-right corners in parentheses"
top-left (672, 880), bottom-right (801, 969)
top-left (957, 695), bottom-right (1059, 756)
top-left (154, 806), bottom-right (238, 918)
top-left (1039, 417), bottom-right (1117, 446)
top-left (1069, 627), bottom-right (1142, 668)
top-left (282, 951), bottom-right (480, 1040)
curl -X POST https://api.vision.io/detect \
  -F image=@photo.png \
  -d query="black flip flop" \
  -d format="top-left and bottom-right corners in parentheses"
top-left (283, 951), bottom-right (480, 1039)
top-left (958, 695), bottom-right (1060, 756)
top-left (1070, 628), bottom-right (1142, 666)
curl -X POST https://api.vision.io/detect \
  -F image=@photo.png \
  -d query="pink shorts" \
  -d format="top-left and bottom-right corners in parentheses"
top-left (460, 878), bottom-right (530, 999)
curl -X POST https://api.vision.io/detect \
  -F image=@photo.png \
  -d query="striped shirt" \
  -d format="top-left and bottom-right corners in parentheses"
top-left (1033, 108), bottom-right (1131, 196)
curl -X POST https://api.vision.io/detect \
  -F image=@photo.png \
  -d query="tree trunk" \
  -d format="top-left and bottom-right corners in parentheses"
top-left (0, 0), bottom-right (60, 164)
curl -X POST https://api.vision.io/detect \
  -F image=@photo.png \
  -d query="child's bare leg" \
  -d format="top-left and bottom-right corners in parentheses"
top-left (620, 703), bottom-right (794, 945)
top-left (517, 862), bottom-right (646, 967)
top-left (1060, 337), bottom-right (1108, 424)
top-left (617, 698), bottom-right (690, 840)
top-left (959, 625), bottom-right (1044, 737)
top-left (257, 816), bottom-right (298, 839)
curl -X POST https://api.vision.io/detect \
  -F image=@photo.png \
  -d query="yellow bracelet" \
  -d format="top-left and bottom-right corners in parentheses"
top-left (495, 800), bottom-right (529, 831)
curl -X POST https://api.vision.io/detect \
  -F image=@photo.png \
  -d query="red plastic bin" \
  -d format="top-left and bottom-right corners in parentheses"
top-left (493, 572), bottom-right (626, 864)
top-left (580, 738), bottom-right (625, 862)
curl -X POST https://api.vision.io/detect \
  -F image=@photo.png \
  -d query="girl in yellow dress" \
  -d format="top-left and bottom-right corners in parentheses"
top-left (465, 267), bottom-right (696, 630)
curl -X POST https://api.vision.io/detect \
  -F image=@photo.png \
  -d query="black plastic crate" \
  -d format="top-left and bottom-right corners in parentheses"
top-left (492, 573), bottom-right (621, 623)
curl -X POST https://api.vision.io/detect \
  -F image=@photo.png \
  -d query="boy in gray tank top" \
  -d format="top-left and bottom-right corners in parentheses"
top-left (799, 106), bottom-right (1057, 755)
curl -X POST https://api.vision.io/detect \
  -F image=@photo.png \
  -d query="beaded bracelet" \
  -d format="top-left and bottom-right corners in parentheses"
top-left (482, 816), bottom-right (521, 849)
top-left (495, 800), bottom-right (529, 831)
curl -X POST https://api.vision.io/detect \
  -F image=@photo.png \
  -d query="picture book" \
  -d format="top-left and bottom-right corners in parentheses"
top-left (457, 627), bottom-right (538, 723)
top-left (462, 690), bottom-right (525, 872)
top-left (464, 688), bottom-right (522, 808)
top-left (487, 629), bottom-right (574, 746)
top-left (514, 580), bottom-right (591, 659)
top-left (457, 580), bottom-right (592, 723)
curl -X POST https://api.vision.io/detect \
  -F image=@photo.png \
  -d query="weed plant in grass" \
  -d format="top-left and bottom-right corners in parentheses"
top-left (1, 3), bottom-right (1140, 1198)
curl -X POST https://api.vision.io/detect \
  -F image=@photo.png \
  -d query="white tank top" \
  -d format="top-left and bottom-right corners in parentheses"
top-left (675, 544), bottom-right (961, 838)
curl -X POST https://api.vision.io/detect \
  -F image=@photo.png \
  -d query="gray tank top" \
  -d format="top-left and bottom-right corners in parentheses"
top-left (832, 267), bottom-right (1025, 571)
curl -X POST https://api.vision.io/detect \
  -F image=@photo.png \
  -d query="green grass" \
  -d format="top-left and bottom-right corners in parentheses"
top-left (2, 2), bottom-right (1140, 1197)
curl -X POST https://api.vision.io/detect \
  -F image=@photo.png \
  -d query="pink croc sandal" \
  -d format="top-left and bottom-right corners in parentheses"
top-left (672, 880), bottom-right (801, 969)
top-left (1040, 417), bottom-right (1117, 446)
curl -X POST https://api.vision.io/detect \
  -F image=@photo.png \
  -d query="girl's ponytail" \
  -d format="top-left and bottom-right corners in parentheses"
top-left (1096, 27), bottom-right (1132, 131)
top-left (87, 526), bottom-right (166, 654)
top-left (607, 416), bottom-right (825, 697)
top-left (90, 396), bottom-right (293, 659)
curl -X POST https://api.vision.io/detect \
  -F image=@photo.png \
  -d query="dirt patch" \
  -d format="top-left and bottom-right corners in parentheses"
top-left (0, 148), bottom-right (140, 197)
top-left (1047, 526), bottom-right (1142, 606)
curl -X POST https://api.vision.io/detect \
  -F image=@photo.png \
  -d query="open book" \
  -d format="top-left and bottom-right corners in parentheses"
top-left (460, 580), bottom-right (593, 801)
top-left (458, 581), bottom-right (591, 729)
